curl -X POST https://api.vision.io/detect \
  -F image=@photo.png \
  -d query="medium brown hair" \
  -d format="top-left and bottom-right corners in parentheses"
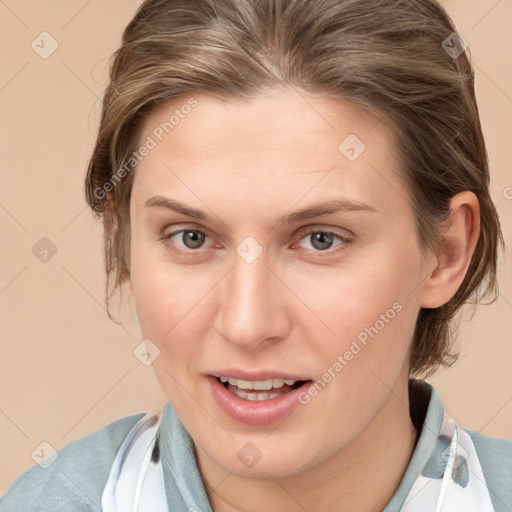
top-left (85, 0), bottom-right (504, 377)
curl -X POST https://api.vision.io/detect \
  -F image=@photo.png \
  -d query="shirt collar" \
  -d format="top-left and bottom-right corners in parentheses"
top-left (383, 379), bottom-right (445, 510)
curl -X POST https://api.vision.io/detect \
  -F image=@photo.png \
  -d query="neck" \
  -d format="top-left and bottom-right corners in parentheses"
top-left (196, 375), bottom-right (419, 512)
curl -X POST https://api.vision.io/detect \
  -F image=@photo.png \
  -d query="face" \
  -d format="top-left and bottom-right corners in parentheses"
top-left (128, 88), bottom-right (431, 478)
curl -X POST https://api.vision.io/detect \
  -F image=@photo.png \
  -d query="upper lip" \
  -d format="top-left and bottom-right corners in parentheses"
top-left (209, 369), bottom-right (311, 381)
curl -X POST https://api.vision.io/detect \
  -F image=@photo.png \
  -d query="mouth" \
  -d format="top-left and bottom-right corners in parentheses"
top-left (217, 376), bottom-right (309, 401)
top-left (208, 374), bottom-right (313, 425)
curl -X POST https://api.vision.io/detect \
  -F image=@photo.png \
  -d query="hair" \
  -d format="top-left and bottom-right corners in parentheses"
top-left (85, 0), bottom-right (503, 378)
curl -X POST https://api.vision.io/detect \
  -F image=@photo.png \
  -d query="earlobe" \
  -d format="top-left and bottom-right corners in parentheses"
top-left (420, 191), bottom-right (480, 309)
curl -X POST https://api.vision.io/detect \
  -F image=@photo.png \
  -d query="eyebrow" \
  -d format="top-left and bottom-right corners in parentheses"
top-left (144, 195), bottom-right (377, 225)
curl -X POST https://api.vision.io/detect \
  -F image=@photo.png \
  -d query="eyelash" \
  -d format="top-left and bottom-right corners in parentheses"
top-left (159, 226), bottom-right (353, 258)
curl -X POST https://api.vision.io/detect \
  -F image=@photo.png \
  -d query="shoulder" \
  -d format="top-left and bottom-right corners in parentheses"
top-left (0, 412), bottom-right (146, 512)
top-left (465, 428), bottom-right (512, 512)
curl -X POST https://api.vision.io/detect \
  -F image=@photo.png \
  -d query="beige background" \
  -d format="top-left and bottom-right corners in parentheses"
top-left (0, 0), bottom-right (511, 495)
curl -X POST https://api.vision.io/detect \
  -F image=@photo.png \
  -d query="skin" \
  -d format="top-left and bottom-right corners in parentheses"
top-left (126, 88), bottom-right (479, 511)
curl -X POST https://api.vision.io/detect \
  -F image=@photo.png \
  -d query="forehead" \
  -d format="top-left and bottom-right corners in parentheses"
top-left (138, 89), bottom-right (393, 158)
top-left (131, 89), bottom-right (406, 216)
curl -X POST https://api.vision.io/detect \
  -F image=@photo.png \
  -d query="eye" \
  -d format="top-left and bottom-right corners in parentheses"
top-left (162, 229), bottom-right (210, 251)
top-left (296, 229), bottom-right (351, 254)
top-left (160, 226), bottom-right (352, 257)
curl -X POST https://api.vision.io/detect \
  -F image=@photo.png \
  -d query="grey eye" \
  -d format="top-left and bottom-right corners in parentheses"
top-left (166, 229), bottom-right (206, 249)
top-left (179, 230), bottom-right (206, 249)
top-left (306, 232), bottom-right (337, 251)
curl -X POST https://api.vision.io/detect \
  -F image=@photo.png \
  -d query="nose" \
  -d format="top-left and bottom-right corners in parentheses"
top-left (214, 245), bottom-right (292, 351)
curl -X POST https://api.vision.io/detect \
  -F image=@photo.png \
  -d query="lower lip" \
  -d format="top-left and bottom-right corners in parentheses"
top-left (207, 376), bottom-right (312, 426)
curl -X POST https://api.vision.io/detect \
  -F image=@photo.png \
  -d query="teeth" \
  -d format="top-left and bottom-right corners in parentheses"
top-left (219, 376), bottom-right (297, 390)
top-left (230, 387), bottom-right (284, 401)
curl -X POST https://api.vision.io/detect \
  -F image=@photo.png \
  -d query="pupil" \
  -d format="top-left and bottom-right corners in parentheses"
top-left (312, 232), bottom-right (333, 250)
top-left (184, 230), bottom-right (205, 249)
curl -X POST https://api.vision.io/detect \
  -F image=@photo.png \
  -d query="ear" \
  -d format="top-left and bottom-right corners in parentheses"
top-left (420, 191), bottom-right (480, 308)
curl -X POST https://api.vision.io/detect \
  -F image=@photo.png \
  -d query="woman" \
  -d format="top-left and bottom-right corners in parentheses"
top-left (2, 0), bottom-right (510, 510)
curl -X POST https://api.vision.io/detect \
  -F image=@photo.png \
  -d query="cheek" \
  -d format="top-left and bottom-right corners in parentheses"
top-left (130, 258), bottom-right (207, 403)
top-left (130, 250), bottom-right (175, 358)
top-left (291, 246), bottom-right (421, 380)
top-left (292, 246), bottom-right (420, 333)
top-left (129, 244), bottom-right (215, 365)
top-left (130, 237), bottom-right (192, 327)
